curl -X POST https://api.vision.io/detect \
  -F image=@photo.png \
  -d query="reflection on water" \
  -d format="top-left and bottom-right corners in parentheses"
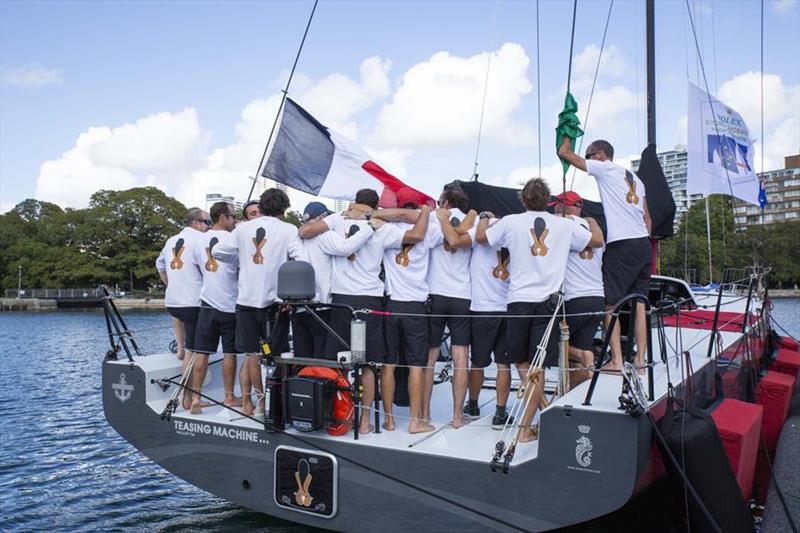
top-left (0, 299), bottom-right (797, 531)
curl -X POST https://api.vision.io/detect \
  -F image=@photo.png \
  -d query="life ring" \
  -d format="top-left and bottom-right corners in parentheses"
top-left (297, 366), bottom-right (354, 436)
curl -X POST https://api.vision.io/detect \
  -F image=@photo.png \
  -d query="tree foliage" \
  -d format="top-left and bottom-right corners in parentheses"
top-left (0, 187), bottom-right (186, 291)
top-left (659, 195), bottom-right (800, 287)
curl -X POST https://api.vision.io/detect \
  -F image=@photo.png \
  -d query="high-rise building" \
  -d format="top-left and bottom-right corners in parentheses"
top-left (732, 155), bottom-right (800, 231)
top-left (205, 193), bottom-right (242, 212)
top-left (631, 145), bottom-right (701, 231)
top-left (333, 199), bottom-right (349, 212)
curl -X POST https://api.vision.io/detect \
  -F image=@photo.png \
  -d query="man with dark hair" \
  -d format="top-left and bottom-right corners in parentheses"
top-left (156, 207), bottom-right (209, 408)
top-left (477, 177), bottom-right (600, 442)
top-left (423, 185), bottom-right (476, 428)
top-left (212, 188), bottom-right (307, 418)
top-left (355, 188), bottom-right (380, 209)
top-left (551, 191), bottom-right (606, 387)
top-left (558, 136), bottom-right (652, 372)
top-left (243, 200), bottom-right (262, 222)
top-left (188, 201), bottom-right (240, 413)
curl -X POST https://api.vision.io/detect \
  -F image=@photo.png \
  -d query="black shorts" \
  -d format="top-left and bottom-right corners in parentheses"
top-left (384, 299), bottom-right (428, 366)
top-left (603, 237), bottom-right (652, 305)
top-left (428, 294), bottom-right (471, 348)
top-left (194, 302), bottom-right (236, 354)
top-left (167, 306), bottom-right (199, 351)
top-left (470, 311), bottom-right (506, 368)
top-left (291, 308), bottom-right (331, 359)
top-left (326, 294), bottom-right (385, 363)
top-left (565, 296), bottom-right (604, 351)
top-left (235, 304), bottom-right (290, 355)
top-left (503, 300), bottom-right (559, 366)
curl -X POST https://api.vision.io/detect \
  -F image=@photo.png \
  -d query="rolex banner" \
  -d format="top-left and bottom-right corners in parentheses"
top-left (687, 83), bottom-right (759, 205)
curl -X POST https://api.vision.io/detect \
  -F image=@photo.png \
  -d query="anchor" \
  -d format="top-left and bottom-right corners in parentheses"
top-left (112, 372), bottom-right (134, 403)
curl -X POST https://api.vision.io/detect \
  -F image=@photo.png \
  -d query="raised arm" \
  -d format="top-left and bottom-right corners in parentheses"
top-left (436, 208), bottom-right (472, 249)
top-left (583, 216), bottom-right (605, 248)
top-left (401, 205), bottom-right (431, 244)
top-left (558, 135), bottom-right (587, 172)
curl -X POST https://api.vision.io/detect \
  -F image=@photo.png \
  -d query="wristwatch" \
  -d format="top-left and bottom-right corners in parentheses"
top-left (479, 211), bottom-right (491, 220)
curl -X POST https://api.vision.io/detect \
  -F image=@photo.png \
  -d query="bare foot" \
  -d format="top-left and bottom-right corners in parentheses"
top-left (190, 402), bottom-right (204, 415)
top-left (224, 396), bottom-right (243, 407)
top-left (601, 362), bottom-right (622, 373)
top-left (241, 400), bottom-right (255, 416)
top-left (382, 416), bottom-right (396, 431)
top-left (519, 426), bottom-right (539, 443)
top-left (451, 415), bottom-right (465, 429)
top-left (359, 422), bottom-right (375, 434)
top-left (182, 395), bottom-right (193, 410)
top-left (409, 420), bottom-right (435, 434)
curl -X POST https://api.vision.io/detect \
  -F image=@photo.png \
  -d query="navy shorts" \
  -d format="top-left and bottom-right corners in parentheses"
top-left (326, 294), bottom-right (384, 363)
top-left (565, 296), bottom-right (604, 351)
top-left (235, 304), bottom-right (289, 355)
top-left (503, 300), bottom-right (558, 366)
top-left (428, 294), bottom-right (471, 348)
top-left (384, 299), bottom-right (428, 366)
top-left (167, 306), bottom-right (199, 351)
top-left (194, 302), bottom-right (236, 354)
top-left (603, 237), bottom-right (652, 305)
top-left (470, 311), bottom-right (506, 368)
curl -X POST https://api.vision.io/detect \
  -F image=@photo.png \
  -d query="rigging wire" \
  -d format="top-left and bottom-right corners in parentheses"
top-left (568, 0), bottom-right (615, 191)
top-left (471, 0), bottom-right (499, 181)
top-left (245, 0), bottom-right (320, 204)
top-left (634, 0), bottom-right (642, 151)
top-left (536, 0), bottom-right (542, 177)
top-left (565, 0), bottom-right (578, 94)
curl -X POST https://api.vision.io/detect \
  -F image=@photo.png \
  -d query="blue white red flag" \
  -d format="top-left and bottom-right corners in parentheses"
top-left (260, 98), bottom-right (434, 208)
top-left (687, 83), bottom-right (759, 205)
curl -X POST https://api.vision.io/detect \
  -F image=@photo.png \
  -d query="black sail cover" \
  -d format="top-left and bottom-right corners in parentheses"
top-left (459, 180), bottom-right (608, 240)
top-left (636, 143), bottom-right (676, 239)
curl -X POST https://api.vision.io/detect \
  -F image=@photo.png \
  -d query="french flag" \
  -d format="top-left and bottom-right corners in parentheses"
top-left (260, 98), bottom-right (435, 208)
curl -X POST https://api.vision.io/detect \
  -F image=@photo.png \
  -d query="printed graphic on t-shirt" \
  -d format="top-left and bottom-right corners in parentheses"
top-left (443, 216), bottom-right (460, 254)
top-left (347, 224), bottom-right (360, 261)
top-left (492, 247), bottom-right (510, 280)
top-left (170, 238), bottom-right (185, 270)
top-left (395, 242), bottom-right (413, 267)
top-left (252, 227), bottom-right (266, 264)
top-left (529, 217), bottom-right (549, 257)
top-left (625, 170), bottom-right (640, 205)
top-left (205, 237), bottom-right (219, 272)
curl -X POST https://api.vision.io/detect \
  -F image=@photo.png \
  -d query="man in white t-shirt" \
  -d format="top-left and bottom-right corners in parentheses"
top-left (212, 189), bottom-right (307, 418)
top-left (188, 201), bottom-right (240, 413)
top-left (551, 191), bottom-right (605, 387)
top-left (292, 201), bottom-right (374, 359)
top-left (424, 185), bottom-right (476, 429)
top-left (299, 189), bottom-right (429, 434)
top-left (559, 137), bottom-right (652, 372)
top-left (478, 178), bottom-right (600, 442)
top-left (156, 207), bottom-right (209, 388)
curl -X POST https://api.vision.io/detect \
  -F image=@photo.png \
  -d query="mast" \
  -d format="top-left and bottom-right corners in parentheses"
top-left (646, 0), bottom-right (659, 273)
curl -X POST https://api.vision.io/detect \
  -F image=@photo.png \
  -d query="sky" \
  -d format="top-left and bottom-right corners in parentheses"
top-left (1, 0), bottom-right (799, 214)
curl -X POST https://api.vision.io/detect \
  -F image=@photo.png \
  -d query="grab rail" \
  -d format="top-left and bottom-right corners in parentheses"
top-left (582, 293), bottom-right (654, 408)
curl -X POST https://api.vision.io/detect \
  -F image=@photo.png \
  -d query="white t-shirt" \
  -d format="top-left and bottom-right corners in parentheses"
top-left (156, 227), bottom-right (204, 308)
top-left (564, 218), bottom-right (605, 301)
top-left (212, 216), bottom-right (307, 308)
top-left (586, 159), bottom-right (649, 243)
top-left (326, 213), bottom-right (405, 297)
top-left (485, 211), bottom-right (592, 304)
top-left (193, 229), bottom-right (238, 313)
top-left (470, 219), bottom-right (509, 312)
top-left (427, 209), bottom-right (476, 300)
top-left (303, 225), bottom-right (373, 303)
top-left (383, 220), bottom-right (439, 303)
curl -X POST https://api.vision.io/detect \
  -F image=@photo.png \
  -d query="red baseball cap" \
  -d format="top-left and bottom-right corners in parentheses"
top-left (548, 191), bottom-right (583, 207)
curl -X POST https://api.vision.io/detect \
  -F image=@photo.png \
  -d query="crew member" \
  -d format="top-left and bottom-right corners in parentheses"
top-left (373, 188), bottom-right (434, 434)
top-left (558, 137), bottom-right (652, 372)
top-left (293, 201), bottom-right (373, 358)
top-left (212, 189), bottom-right (306, 418)
top-left (478, 178), bottom-right (599, 442)
top-left (188, 201), bottom-right (240, 413)
top-left (551, 191), bottom-right (605, 387)
top-left (242, 200), bottom-right (262, 222)
top-left (156, 207), bottom-right (209, 401)
top-left (424, 185), bottom-right (476, 429)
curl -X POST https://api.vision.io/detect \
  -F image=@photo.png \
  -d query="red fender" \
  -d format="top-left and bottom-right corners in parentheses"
top-left (297, 366), bottom-right (354, 436)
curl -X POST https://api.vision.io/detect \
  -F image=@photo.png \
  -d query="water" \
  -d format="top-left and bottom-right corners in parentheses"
top-left (1, 300), bottom-right (798, 532)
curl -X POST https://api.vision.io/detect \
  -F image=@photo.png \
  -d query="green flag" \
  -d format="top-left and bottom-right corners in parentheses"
top-left (556, 91), bottom-right (583, 176)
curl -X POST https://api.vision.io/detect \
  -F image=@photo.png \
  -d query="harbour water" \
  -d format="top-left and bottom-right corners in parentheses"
top-left (1, 299), bottom-right (798, 532)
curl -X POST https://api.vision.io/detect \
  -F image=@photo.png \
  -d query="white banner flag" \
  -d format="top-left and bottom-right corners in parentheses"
top-left (687, 83), bottom-right (759, 205)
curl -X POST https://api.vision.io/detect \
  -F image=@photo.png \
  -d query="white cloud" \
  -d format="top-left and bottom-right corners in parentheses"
top-left (717, 71), bottom-right (800, 171)
top-left (2, 63), bottom-right (62, 88)
top-left (772, 0), bottom-right (797, 13)
top-left (374, 42), bottom-right (534, 147)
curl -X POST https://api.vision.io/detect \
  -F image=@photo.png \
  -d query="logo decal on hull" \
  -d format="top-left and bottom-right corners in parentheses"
top-left (575, 424), bottom-right (593, 467)
top-left (112, 372), bottom-right (134, 403)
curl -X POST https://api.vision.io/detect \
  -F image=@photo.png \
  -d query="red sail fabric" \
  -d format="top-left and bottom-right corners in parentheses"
top-left (361, 160), bottom-right (435, 209)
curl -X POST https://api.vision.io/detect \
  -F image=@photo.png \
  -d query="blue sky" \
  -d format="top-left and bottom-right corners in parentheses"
top-left (1, 0), bottom-right (798, 212)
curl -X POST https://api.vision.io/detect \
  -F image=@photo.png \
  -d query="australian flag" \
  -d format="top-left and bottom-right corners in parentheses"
top-left (759, 176), bottom-right (768, 209)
